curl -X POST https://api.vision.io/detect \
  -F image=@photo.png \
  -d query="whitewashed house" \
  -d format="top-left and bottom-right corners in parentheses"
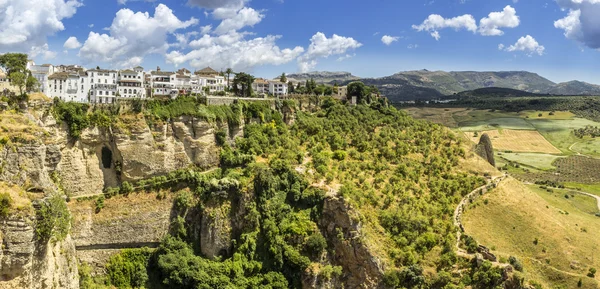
top-left (88, 69), bottom-right (118, 104)
top-left (150, 68), bottom-right (176, 98)
top-left (28, 63), bottom-right (54, 94)
top-left (268, 80), bottom-right (288, 96)
top-left (117, 67), bottom-right (145, 99)
top-left (47, 72), bottom-right (84, 102)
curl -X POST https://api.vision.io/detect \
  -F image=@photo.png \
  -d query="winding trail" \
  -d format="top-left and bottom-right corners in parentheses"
top-left (71, 167), bottom-right (219, 201)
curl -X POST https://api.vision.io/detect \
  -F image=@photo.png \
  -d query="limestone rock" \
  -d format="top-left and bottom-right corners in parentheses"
top-left (199, 199), bottom-right (232, 259)
top-left (319, 196), bottom-right (385, 289)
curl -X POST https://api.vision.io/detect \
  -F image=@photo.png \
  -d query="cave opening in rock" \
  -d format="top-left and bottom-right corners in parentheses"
top-left (101, 146), bottom-right (112, 169)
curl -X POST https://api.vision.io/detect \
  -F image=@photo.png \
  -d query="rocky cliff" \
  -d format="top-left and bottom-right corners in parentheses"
top-left (0, 217), bottom-right (79, 289)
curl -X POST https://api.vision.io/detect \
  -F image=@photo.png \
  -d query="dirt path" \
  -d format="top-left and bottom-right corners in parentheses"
top-left (71, 167), bottom-right (219, 201)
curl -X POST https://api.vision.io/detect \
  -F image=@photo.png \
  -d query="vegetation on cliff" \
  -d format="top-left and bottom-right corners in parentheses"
top-left (77, 97), bottom-right (523, 289)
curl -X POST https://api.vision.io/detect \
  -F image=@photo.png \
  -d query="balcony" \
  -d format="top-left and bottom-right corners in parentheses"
top-left (94, 84), bottom-right (117, 90)
top-left (67, 89), bottom-right (78, 94)
top-left (118, 82), bottom-right (142, 87)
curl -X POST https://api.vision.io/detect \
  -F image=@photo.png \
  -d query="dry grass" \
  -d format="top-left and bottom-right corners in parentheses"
top-left (28, 92), bottom-right (51, 102)
top-left (0, 182), bottom-right (34, 216)
top-left (463, 178), bottom-right (600, 289)
top-left (464, 129), bottom-right (561, 154)
top-left (0, 110), bottom-right (46, 144)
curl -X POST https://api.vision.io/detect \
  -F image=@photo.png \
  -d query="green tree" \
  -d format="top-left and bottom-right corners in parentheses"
top-left (0, 53), bottom-right (28, 75)
top-left (232, 72), bottom-right (255, 97)
top-left (26, 75), bottom-right (39, 92)
top-left (288, 81), bottom-right (295, 93)
top-left (280, 72), bottom-right (287, 83)
top-left (0, 193), bottom-right (12, 217)
top-left (347, 81), bottom-right (372, 104)
top-left (225, 68), bottom-right (233, 91)
top-left (9, 71), bottom-right (26, 95)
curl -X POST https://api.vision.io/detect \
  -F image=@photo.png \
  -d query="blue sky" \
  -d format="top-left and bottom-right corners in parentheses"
top-left (2, 0), bottom-right (600, 83)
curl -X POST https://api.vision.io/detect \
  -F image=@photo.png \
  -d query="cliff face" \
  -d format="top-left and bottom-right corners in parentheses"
top-left (0, 110), bottom-right (243, 197)
top-left (0, 217), bottom-right (78, 289)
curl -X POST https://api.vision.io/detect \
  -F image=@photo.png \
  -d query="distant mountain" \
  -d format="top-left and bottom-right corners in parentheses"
top-left (456, 87), bottom-right (550, 98)
top-left (286, 71), bottom-right (360, 83)
top-left (291, 69), bottom-right (600, 102)
top-left (546, 81), bottom-right (600, 96)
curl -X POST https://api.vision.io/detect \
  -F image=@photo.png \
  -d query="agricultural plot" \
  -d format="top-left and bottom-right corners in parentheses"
top-left (464, 130), bottom-right (562, 154)
top-left (531, 186), bottom-right (599, 215)
top-left (463, 178), bottom-right (600, 289)
top-left (499, 153), bottom-right (563, 170)
top-left (458, 117), bottom-right (535, 131)
top-left (516, 156), bottom-right (600, 184)
top-left (528, 118), bottom-right (600, 156)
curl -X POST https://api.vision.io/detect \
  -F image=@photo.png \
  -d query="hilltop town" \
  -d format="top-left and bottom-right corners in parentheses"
top-left (0, 58), bottom-right (350, 104)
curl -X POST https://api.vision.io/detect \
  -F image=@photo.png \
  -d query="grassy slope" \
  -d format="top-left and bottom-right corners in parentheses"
top-left (498, 153), bottom-right (564, 171)
top-left (463, 178), bottom-right (600, 289)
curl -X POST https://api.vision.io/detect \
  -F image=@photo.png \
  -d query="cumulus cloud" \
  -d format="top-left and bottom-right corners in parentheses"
top-left (166, 33), bottom-right (304, 71)
top-left (500, 35), bottom-right (545, 56)
top-left (553, 0), bottom-right (600, 49)
top-left (79, 4), bottom-right (198, 67)
top-left (412, 14), bottom-right (477, 40)
top-left (297, 32), bottom-right (362, 72)
top-left (214, 7), bottom-right (264, 35)
top-left (413, 6), bottom-right (520, 39)
top-left (63, 36), bottom-right (81, 49)
top-left (0, 0), bottom-right (82, 53)
top-left (478, 5), bottom-right (520, 36)
top-left (381, 35), bottom-right (399, 45)
top-left (30, 43), bottom-right (57, 60)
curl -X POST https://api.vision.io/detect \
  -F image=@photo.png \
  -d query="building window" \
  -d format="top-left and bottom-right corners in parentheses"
top-left (99, 91), bottom-right (103, 95)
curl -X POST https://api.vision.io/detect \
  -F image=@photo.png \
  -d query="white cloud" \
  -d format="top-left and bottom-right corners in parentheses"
top-left (63, 36), bottom-right (81, 49)
top-left (0, 0), bottom-right (82, 53)
top-left (381, 35), bottom-right (399, 45)
top-left (30, 43), bottom-right (57, 60)
top-left (79, 4), bottom-right (198, 67)
top-left (501, 35), bottom-right (545, 56)
top-left (166, 33), bottom-right (304, 72)
top-left (200, 25), bottom-right (212, 35)
top-left (297, 32), bottom-right (362, 72)
top-left (412, 14), bottom-right (477, 40)
top-left (214, 7), bottom-right (264, 35)
top-left (336, 53), bottom-right (355, 61)
top-left (555, 0), bottom-right (600, 49)
top-left (478, 5), bottom-right (520, 36)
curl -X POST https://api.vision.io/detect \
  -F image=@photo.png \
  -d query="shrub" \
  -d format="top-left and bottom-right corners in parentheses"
top-left (95, 196), bottom-right (105, 214)
top-left (106, 248), bottom-right (152, 288)
top-left (588, 267), bottom-right (596, 278)
top-left (305, 233), bottom-right (327, 258)
top-left (215, 129), bottom-right (227, 146)
top-left (509, 256), bottom-right (523, 272)
top-left (332, 150), bottom-right (347, 161)
top-left (0, 193), bottom-right (12, 217)
top-left (120, 181), bottom-right (133, 195)
top-left (36, 194), bottom-right (70, 243)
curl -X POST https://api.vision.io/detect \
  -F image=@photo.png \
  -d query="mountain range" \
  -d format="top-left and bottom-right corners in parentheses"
top-left (287, 70), bottom-right (600, 102)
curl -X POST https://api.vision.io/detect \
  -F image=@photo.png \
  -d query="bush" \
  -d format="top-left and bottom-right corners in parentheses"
top-left (36, 194), bottom-right (70, 242)
top-left (509, 256), bottom-right (523, 272)
top-left (0, 193), bottom-right (12, 217)
top-left (332, 150), bottom-right (347, 161)
top-left (588, 267), bottom-right (596, 278)
top-left (120, 181), bottom-right (133, 195)
top-left (215, 129), bottom-right (227, 146)
top-left (95, 196), bottom-right (105, 214)
top-left (106, 248), bottom-right (152, 288)
top-left (305, 233), bottom-right (327, 258)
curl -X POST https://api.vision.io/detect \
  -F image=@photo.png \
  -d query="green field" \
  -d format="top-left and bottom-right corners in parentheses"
top-left (459, 117), bottom-right (536, 131)
top-left (529, 185), bottom-right (599, 215)
top-left (499, 153), bottom-right (563, 170)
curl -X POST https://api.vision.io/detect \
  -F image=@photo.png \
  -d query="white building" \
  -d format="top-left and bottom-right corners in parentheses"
top-left (28, 63), bottom-right (54, 94)
top-left (87, 69), bottom-right (118, 104)
top-left (194, 67), bottom-right (226, 95)
top-left (150, 68), bottom-right (177, 98)
top-left (252, 78), bottom-right (269, 95)
top-left (117, 67), bottom-right (146, 99)
top-left (268, 80), bottom-right (288, 96)
top-left (47, 72), bottom-right (85, 102)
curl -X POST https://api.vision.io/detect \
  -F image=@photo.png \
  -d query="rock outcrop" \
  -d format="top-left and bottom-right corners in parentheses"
top-left (0, 217), bottom-right (78, 289)
top-left (318, 196), bottom-right (386, 289)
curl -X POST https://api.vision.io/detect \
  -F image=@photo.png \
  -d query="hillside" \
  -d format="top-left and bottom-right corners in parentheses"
top-left (295, 69), bottom-right (600, 102)
top-left (0, 96), bottom-right (543, 289)
top-left (285, 71), bottom-right (360, 83)
top-left (547, 80), bottom-right (600, 96)
top-left (456, 87), bottom-right (550, 98)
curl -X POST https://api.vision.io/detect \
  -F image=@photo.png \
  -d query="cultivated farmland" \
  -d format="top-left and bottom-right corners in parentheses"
top-left (464, 129), bottom-right (562, 154)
